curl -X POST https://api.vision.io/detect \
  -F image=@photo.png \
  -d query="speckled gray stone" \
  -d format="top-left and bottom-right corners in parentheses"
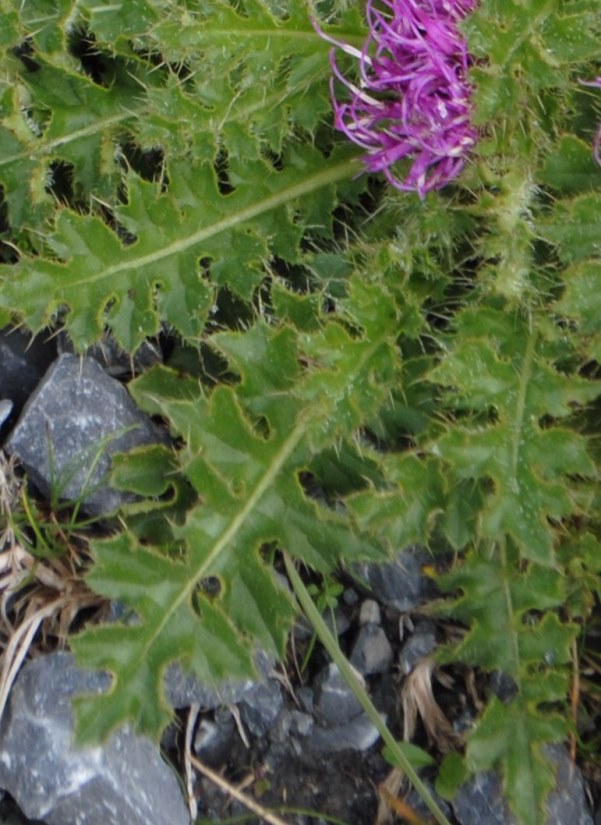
top-left (0, 653), bottom-right (190, 825)
top-left (238, 678), bottom-right (283, 737)
top-left (307, 712), bottom-right (380, 753)
top-left (452, 770), bottom-right (514, 825)
top-left (350, 624), bottom-right (393, 675)
top-left (358, 599), bottom-right (381, 626)
top-left (0, 327), bottom-right (56, 423)
top-left (398, 620), bottom-right (437, 675)
top-left (5, 354), bottom-right (165, 515)
top-left (0, 401), bottom-right (12, 428)
top-left (452, 745), bottom-right (593, 825)
top-left (164, 649), bottom-right (275, 710)
top-left (313, 664), bottom-right (363, 727)
top-left (194, 709), bottom-right (236, 767)
top-left (352, 546), bottom-right (439, 613)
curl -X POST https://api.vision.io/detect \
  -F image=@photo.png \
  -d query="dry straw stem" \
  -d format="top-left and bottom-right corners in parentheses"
top-left (184, 704), bottom-right (200, 821)
top-left (378, 781), bottom-right (431, 825)
top-left (190, 753), bottom-right (292, 825)
top-left (401, 658), bottom-right (460, 752)
top-left (0, 452), bottom-right (106, 727)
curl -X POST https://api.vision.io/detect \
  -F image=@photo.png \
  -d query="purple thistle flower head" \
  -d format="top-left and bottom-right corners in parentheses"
top-left (315, 0), bottom-right (478, 197)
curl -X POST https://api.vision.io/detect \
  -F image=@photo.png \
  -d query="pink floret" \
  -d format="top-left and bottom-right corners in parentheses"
top-left (319, 0), bottom-right (478, 197)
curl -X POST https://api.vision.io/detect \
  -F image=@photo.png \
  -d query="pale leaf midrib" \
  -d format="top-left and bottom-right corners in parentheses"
top-left (120, 294), bottom-right (386, 697)
top-left (133, 412), bottom-right (309, 679)
top-left (0, 111), bottom-right (134, 170)
top-left (61, 157), bottom-right (359, 289)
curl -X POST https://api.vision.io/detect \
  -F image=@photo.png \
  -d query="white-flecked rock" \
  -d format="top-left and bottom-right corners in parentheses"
top-left (0, 653), bottom-right (190, 825)
top-left (5, 354), bottom-right (165, 515)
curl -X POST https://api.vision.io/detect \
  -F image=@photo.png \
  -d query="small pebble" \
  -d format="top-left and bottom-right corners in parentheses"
top-left (359, 599), bottom-right (381, 626)
top-left (350, 624), bottom-right (394, 676)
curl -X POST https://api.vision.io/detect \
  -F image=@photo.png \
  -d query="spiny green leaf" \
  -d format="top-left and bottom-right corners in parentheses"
top-left (0, 4), bottom-right (19, 48)
top-left (437, 551), bottom-right (576, 825)
top-left (0, 61), bottom-right (136, 229)
top-left (557, 261), bottom-right (601, 331)
top-left (270, 282), bottom-right (322, 332)
top-left (465, 0), bottom-right (601, 122)
top-left (472, 171), bottom-right (537, 302)
top-left (539, 135), bottom-right (601, 195)
top-left (438, 557), bottom-right (569, 671)
top-left (73, 318), bottom-right (392, 741)
top-left (467, 697), bottom-right (567, 825)
top-left (0, 145), bottom-right (360, 350)
top-left (73, 531), bottom-right (255, 741)
top-left (110, 444), bottom-right (177, 499)
top-left (11, 0), bottom-right (79, 55)
top-left (350, 454), bottom-right (446, 549)
top-left (110, 443), bottom-right (197, 543)
top-left (214, 276), bottom-right (402, 446)
top-left (79, 0), bottom-right (165, 39)
top-left (537, 193), bottom-right (601, 264)
top-left (430, 308), bottom-right (599, 563)
top-left (84, 0), bottom-right (364, 158)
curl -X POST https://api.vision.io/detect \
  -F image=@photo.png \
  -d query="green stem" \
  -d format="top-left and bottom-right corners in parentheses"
top-left (284, 554), bottom-right (453, 825)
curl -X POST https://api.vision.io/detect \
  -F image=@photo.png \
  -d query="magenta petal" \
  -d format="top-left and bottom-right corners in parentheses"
top-left (317, 0), bottom-right (477, 196)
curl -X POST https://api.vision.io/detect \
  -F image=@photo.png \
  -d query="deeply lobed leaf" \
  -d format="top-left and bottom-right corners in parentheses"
top-left (0, 146), bottom-right (360, 350)
top-left (72, 306), bottom-right (399, 742)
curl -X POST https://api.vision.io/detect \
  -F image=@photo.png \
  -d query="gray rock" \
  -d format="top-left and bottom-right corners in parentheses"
top-left (0, 327), bottom-right (56, 424)
top-left (342, 588), bottom-right (359, 606)
top-left (164, 649), bottom-right (274, 710)
top-left (452, 745), bottom-right (593, 825)
top-left (0, 652), bottom-right (189, 825)
top-left (545, 744), bottom-right (594, 825)
top-left (353, 546), bottom-right (439, 613)
top-left (268, 709), bottom-right (314, 745)
top-left (0, 401), bottom-right (12, 428)
top-left (307, 712), bottom-right (381, 753)
top-left (164, 662), bottom-right (255, 710)
top-left (452, 770), bottom-right (513, 825)
top-left (238, 678), bottom-right (283, 737)
top-left (57, 332), bottom-right (162, 378)
top-left (296, 686), bottom-right (314, 715)
top-left (326, 605), bottom-right (352, 637)
top-left (292, 613), bottom-right (313, 642)
top-left (350, 624), bottom-right (393, 676)
top-left (289, 710), bottom-right (314, 737)
top-left (5, 354), bottom-right (165, 515)
top-left (358, 599), bottom-right (381, 626)
top-left (398, 620), bottom-right (437, 675)
top-left (194, 709), bottom-right (236, 767)
top-left (313, 664), bottom-right (363, 727)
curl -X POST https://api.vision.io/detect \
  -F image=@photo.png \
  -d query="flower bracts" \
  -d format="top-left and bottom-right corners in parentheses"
top-left (320, 0), bottom-right (478, 196)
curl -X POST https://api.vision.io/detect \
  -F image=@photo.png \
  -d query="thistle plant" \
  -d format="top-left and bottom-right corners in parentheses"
top-left (0, 2), bottom-right (600, 825)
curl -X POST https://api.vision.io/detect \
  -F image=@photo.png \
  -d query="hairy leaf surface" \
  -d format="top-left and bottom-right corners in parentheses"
top-left (431, 307), bottom-right (598, 564)
top-left (437, 554), bottom-right (576, 825)
top-left (0, 146), bottom-right (360, 350)
top-left (72, 306), bottom-right (398, 742)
